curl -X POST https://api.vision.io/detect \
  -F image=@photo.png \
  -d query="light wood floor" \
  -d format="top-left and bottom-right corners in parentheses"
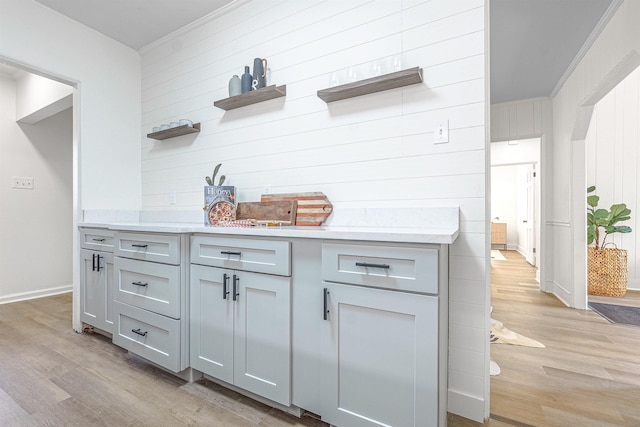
top-left (0, 294), bottom-right (327, 426)
top-left (487, 250), bottom-right (640, 426)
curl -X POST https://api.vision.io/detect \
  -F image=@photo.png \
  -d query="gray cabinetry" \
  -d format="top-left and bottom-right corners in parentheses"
top-left (79, 228), bottom-right (115, 333)
top-left (190, 235), bottom-right (292, 406)
top-left (320, 241), bottom-right (443, 427)
top-left (112, 231), bottom-right (188, 373)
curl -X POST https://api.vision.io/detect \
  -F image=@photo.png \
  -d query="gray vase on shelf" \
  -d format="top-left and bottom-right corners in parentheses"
top-left (252, 58), bottom-right (267, 90)
top-left (228, 75), bottom-right (241, 97)
top-left (241, 66), bottom-right (252, 93)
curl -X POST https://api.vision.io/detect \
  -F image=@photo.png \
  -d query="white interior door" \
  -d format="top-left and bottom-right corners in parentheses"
top-left (524, 166), bottom-right (536, 266)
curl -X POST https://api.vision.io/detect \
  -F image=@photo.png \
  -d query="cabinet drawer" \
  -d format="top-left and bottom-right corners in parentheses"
top-left (114, 257), bottom-right (180, 319)
top-left (115, 232), bottom-right (180, 265)
top-left (80, 228), bottom-right (115, 252)
top-left (321, 243), bottom-right (438, 294)
top-left (113, 301), bottom-right (180, 373)
top-left (191, 236), bottom-right (291, 276)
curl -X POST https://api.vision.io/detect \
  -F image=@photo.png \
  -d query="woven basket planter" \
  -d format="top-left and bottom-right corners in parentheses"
top-left (587, 246), bottom-right (628, 297)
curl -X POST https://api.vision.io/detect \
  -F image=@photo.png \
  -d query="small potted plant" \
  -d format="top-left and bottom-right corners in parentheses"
top-left (587, 186), bottom-right (632, 296)
top-left (203, 163), bottom-right (236, 225)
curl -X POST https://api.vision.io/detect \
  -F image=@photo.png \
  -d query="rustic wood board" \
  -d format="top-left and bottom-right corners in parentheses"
top-left (236, 201), bottom-right (297, 224)
top-left (261, 192), bottom-right (332, 226)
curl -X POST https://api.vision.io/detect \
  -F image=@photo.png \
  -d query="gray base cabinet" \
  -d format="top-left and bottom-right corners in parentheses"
top-left (80, 226), bottom-right (449, 426)
top-left (190, 264), bottom-right (291, 406)
top-left (322, 283), bottom-right (438, 427)
top-left (112, 231), bottom-right (189, 373)
top-left (79, 228), bottom-right (116, 333)
top-left (190, 235), bottom-right (292, 406)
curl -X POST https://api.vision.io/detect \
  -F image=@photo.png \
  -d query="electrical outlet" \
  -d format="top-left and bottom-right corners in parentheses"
top-left (434, 120), bottom-right (449, 144)
top-left (12, 176), bottom-right (34, 189)
top-left (169, 191), bottom-right (176, 205)
top-left (263, 185), bottom-right (272, 195)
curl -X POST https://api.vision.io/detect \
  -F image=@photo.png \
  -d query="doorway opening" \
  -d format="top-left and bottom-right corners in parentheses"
top-left (0, 59), bottom-right (76, 310)
top-left (490, 138), bottom-right (542, 280)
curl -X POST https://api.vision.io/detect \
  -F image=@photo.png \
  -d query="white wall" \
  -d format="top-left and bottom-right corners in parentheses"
top-left (551, 0), bottom-right (640, 309)
top-left (141, 0), bottom-right (488, 421)
top-left (586, 66), bottom-right (640, 290)
top-left (0, 0), bottom-right (142, 210)
top-left (15, 72), bottom-right (72, 123)
top-left (0, 75), bottom-right (72, 302)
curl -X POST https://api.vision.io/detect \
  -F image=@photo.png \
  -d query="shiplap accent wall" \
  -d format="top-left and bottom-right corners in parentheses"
top-left (551, 0), bottom-right (640, 309)
top-left (586, 66), bottom-right (640, 290)
top-left (141, 0), bottom-right (488, 421)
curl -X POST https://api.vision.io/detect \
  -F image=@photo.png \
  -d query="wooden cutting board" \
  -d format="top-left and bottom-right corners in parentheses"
top-left (261, 192), bottom-right (332, 226)
top-left (236, 201), bottom-right (297, 225)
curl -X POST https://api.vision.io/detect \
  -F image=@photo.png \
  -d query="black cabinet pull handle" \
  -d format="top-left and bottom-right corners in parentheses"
top-left (221, 251), bottom-right (241, 256)
top-left (323, 288), bottom-right (330, 320)
top-left (355, 262), bottom-right (390, 269)
top-left (131, 328), bottom-right (147, 337)
top-left (233, 274), bottom-right (239, 301)
top-left (95, 254), bottom-right (102, 271)
top-left (131, 281), bottom-right (148, 287)
top-left (131, 244), bottom-right (148, 248)
top-left (223, 274), bottom-right (229, 300)
top-left (92, 238), bottom-right (105, 242)
top-left (92, 253), bottom-right (96, 271)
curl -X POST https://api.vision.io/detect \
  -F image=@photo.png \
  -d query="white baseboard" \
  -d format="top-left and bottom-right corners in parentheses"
top-left (448, 389), bottom-right (486, 423)
top-left (0, 285), bottom-right (72, 305)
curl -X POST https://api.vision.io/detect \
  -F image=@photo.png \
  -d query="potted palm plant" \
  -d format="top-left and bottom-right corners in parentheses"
top-left (587, 186), bottom-right (632, 296)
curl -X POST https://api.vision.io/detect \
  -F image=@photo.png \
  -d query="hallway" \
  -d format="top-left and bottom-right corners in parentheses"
top-left (489, 250), bottom-right (640, 426)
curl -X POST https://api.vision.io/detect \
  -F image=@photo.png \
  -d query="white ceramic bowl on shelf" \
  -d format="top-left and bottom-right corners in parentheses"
top-left (160, 124), bottom-right (170, 130)
top-left (169, 121), bottom-right (180, 128)
top-left (179, 119), bottom-right (193, 127)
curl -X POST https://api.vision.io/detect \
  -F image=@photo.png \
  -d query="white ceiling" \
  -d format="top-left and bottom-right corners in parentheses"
top-left (8, 1), bottom-right (618, 104)
top-left (33, 0), bottom-right (236, 50)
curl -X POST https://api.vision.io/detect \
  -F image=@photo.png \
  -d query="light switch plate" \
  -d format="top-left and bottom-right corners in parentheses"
top-left (12, 176), bottom-right (34, 189)
top-left (434, 120), bottom-right (449, 144)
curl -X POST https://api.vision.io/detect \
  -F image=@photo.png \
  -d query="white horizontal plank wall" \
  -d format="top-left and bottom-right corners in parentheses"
top-left (141, 0), bottom-right (488, 421)
top-left (586, 67), bottom-right (640, 290)
top-left (551, 0), bottom-right (640, 309)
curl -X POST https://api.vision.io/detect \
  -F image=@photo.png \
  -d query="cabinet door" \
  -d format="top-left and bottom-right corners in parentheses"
top-left (322, 283), bottom-right (438, 427)
top-left (234, 271), bottom-right (291, 406)
top-left (190, 264), bottom-right (234, 384)
top-left (80, 249), bottom-right (114, 333)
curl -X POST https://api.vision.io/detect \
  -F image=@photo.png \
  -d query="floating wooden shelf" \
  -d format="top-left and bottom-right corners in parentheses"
top-left (147, 123), bottom-right (201, 140)
top-left (317, 67), bottom-right (423, 103)
top-left (214, 85), bottom-right (287, 111)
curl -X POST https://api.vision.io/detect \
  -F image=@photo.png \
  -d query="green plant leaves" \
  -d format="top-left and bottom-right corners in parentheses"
top-left (587, 186), bottom-right (632, 248)
top-left (218, 175), bottom-right (226, 186)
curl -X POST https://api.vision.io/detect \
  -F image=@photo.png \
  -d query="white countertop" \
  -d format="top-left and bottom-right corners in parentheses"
top-left (79, 221), bottom-right (459, 244)
top-left (79, 207), bottom-right (460, 244)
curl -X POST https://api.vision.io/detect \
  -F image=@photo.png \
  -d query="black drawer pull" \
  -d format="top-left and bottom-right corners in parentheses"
top-left (323, 288), bottom-right (330, 320)
top-left (233, 274), bottom-right (239, 301)
top-left (95, 254), bottom-right (102, 272)
top-left (131, 281), bottom-right (148, 287)
top-left (131, 328), bottom-right (147, 337)
top-left (222, 274), bottom-right (230, 299)
top-left (355, 262), bottom-right (390, 269)
top-left (131, 244), bottom-right (148, 248)
top-left (92, 238), bottom-right (106, 242)
top-left (221, 251), bottom-right (241, 256)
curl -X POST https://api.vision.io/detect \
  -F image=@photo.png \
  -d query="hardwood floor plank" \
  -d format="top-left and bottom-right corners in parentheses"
top-left (490, 251), bottom-right (640, 426)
